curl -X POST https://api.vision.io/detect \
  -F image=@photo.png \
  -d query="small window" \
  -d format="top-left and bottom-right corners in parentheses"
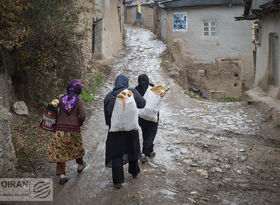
top-left (204, 21), bottom-right (216, 36)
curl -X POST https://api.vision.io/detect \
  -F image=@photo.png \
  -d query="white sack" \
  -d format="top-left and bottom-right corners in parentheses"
top-left (138, 86), bottom-right (162, 122)
top-left (110, 89), bottom-right (139, 132)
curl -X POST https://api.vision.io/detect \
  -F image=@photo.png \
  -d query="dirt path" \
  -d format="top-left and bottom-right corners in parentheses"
top-left (45, 26), bottom-right (280, 205)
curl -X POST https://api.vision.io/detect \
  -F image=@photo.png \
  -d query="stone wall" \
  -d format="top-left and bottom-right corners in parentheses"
top-left (0, 105), bottom-right (16, 176)
top-left (162, 39), bottom-right (242, 99)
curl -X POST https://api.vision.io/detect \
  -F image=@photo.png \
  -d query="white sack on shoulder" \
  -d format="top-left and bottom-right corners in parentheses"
top-left (110, 89), bottom-right (139, 132)
top-left (138, 86), bottom-right (162, 122)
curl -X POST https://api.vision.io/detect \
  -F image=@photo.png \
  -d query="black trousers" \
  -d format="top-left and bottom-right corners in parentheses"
top-left (139, 118), bottom-right (158, 156)
top-left (112, 158), bottom-right (140, 184)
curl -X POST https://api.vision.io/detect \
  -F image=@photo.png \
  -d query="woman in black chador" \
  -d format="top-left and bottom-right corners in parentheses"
top-left (104, 74), bottom-right (146, 189)
top-left (135, 74), bottom-right (159, 163)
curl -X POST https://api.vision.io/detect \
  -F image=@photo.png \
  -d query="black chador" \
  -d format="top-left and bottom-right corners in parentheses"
top-left (104, 74), bottom-right (146, 189)
top-left (135, 74), bottom-right (159, 162)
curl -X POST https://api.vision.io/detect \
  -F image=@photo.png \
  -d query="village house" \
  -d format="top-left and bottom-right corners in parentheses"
top-left (236, 0), bottom-right (280, 123)
top-left (124, 0), bottom-right (158, 32)
top-left (157, 0), bottom-right (254, 99)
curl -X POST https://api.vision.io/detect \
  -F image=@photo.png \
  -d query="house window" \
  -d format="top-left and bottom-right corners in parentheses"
top-left (204, 21), bottom-right (216, 36)
top-left (173, 12), bottom-right (187, 31)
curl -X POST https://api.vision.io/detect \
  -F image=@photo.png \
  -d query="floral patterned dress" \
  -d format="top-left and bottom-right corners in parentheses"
top-left (48, 130), bottom-right (85, 162)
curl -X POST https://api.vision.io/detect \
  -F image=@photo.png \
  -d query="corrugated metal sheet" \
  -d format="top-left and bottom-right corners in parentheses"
top-left (159, 0), bottom-right (244, 8)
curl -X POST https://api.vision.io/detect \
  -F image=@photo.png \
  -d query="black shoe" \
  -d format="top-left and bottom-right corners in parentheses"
top-left (140, 154), bottom-right (147, 164)
top-left (77, 161), bottom-right (87, 174)
top-left (114, 183), bottom-right (121, 189)
top-left (132, 174), bottom-right (138, 179)
top-left (149, 152), bottom-right (156, 158)
top-left (59, 177), bottom-right (68, 185)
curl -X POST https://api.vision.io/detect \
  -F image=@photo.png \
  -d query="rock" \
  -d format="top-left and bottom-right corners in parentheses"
top-left (169, 70), bottom-right (179, 78)
top-left (197, 69), bottom-right (206, 77)
top-left (190, 163), bottom-right (199, 167)
top-left (0, 106), bottom-right (16, 175)
top-left (217, 158), bottom-right (224, 162)
top-left (12, 101), bottom-right (29, 116)
top-left (197, 169), bottom-right (209, 178)
top-left (247, 166), bottom-right (254, 174)
top-left (240, 156), bottom-right (248, 162)
top-left (215, 167), bottom-right (223, 173)
top-left (236, 170), bottom-right (242, 174)
top-left (188, 198), bottom-right (196, 203)
top-left (203, 144), bottom-right (209, 148)
top-left (210, 167), bottom-right (216, 173)
top-left (183, 159), bottom-right (192, 165)
top-left (191, 191), bottom-right (199, 195)
top-left (224, 165), bottom-right (231, 169)
top-left (147, 161), bottom-right (159, 168)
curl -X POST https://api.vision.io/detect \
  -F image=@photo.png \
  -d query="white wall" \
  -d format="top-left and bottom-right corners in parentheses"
top-left (165, 6), bottom-right (254, 88)
top-left (255, 12), bottom-right (280, 87)
top-left (166, 6), bottom-right (253, 63)
top-left (160, 8), bottom-right (167, 41)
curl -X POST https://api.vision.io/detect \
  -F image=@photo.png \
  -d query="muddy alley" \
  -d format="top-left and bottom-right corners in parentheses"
top-left (47, 26), bottom-right (280, 205)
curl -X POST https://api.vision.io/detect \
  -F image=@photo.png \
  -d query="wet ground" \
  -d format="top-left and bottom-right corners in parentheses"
top-left (35, 26), bottom-right (280, 204)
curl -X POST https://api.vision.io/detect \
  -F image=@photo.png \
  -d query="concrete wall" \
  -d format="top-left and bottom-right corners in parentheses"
top-left (255, 12), bottom-right (280, 89)
top-left (165, 6), bottom-right (254, 89)
top-left (92, 0), bottom-right (123, 59)
top-left (142, 6), bottom-right (154, 29)
top-left (103, 0), bottom-right (123, 58)
top-left (160, 8), bottom-right (167, 41)
top-left (125, 6), bottom-right (136, 24)
top-left (93, 19), bottom-right (104, 59)
top-left (125, 5), bottom-right (155, 29)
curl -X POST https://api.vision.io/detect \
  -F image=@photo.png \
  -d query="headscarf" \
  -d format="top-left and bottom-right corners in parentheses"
top-left (61, 79), bottom-right (82, 115)
top-left (111, 74), bottom-right (129, 96)
top-left (135, 74), bottom-right (150, 96)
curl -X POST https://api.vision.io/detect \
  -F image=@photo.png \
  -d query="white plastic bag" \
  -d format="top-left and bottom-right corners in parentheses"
top-left (110, 89), bottom-right (139, 132)
top-left (138, 86), bottom-right (162, 122)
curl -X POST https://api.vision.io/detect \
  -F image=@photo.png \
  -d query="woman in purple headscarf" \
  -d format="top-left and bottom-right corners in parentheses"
top-left (49, 79), bottom-right (86, 185)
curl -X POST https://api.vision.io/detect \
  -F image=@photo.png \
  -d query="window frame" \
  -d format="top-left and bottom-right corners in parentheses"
top-left (203, 21), bottom-right (217, 37)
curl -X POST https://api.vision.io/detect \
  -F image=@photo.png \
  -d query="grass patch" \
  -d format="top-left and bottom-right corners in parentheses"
top-left (80, 73), bottom-right (104, 104)
top-left (217, 97), bottom-right (242, 102)
top-left (187, 90), bottom-right (206, 100)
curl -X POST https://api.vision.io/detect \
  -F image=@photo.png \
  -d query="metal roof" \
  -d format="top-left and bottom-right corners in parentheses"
top-left (158, 0), bottom-right (243, 8)
top-left (124, 0), bottom-right (156, 6)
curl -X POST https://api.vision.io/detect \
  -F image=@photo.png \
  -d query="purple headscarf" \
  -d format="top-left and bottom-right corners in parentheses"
top-left (61, 79), bottom-right (82, 115)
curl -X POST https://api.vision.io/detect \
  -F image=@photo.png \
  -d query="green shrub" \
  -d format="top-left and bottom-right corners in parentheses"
top-left (80, 73), bottom-right (104, 104)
